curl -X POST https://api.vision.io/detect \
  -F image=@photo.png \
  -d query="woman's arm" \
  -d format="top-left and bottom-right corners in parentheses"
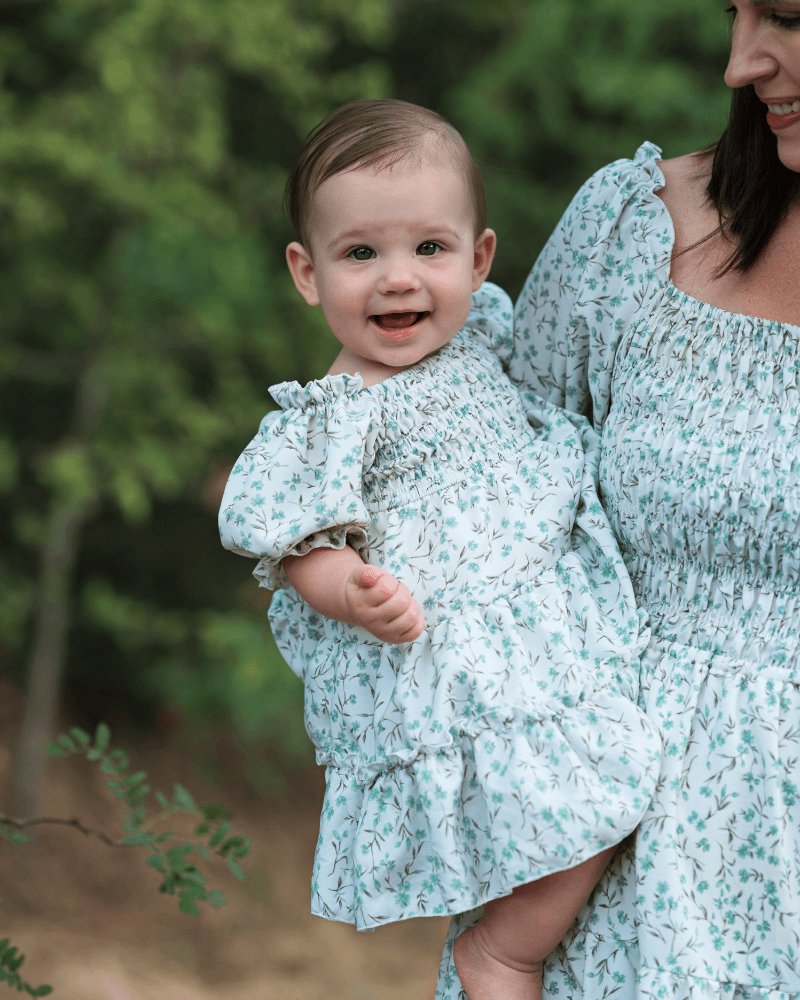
top-left (283, 547), bottom-right (425, 644)
top-left (508, 143), bottom-right (670, 428)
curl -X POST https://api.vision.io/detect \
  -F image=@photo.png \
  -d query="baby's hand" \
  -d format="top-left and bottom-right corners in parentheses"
top-left (344, 565), bottom-right (425, 643)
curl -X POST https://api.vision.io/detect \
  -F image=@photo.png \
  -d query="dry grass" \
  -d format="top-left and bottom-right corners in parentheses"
top-left (0, 692), bottom-right (447, 1000)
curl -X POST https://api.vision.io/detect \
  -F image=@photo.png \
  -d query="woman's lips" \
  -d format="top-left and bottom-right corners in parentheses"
top-left (765, 101), bottom-right (800, 131)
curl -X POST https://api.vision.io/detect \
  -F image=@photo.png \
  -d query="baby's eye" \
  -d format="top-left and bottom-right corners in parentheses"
top-left (417, 241), bottom-right (443, 257)
top-left (347, 246), bottom-right (375, 261)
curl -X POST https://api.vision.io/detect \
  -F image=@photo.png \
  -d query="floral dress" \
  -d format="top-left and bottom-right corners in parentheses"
top-left (435, 144), bottom-right (800, 999)
top-left (219, 283), bottom-right (661, 932)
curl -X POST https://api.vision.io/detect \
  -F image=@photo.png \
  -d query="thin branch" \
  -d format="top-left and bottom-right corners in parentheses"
top-left (0, 814), bottom-right (128, 848)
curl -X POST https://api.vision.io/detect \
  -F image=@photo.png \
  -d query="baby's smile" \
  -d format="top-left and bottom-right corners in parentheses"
top-left (371, 311), bottom-right (430, 337)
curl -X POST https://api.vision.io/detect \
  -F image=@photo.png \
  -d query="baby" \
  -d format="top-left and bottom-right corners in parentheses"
top-left (219, 99), bottom-right (660, 1000)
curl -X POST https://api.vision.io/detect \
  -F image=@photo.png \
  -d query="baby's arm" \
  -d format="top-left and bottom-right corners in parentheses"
top-left (283, 546), bottom-right (425, 644)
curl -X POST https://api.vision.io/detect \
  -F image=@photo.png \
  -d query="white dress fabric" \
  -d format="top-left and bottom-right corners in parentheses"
top-left (435, 144), bottom-right (800, 1000)
top-left (219, 283), bottom-right (661, 932)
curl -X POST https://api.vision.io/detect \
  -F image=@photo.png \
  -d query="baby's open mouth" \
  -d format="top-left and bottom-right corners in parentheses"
top-left (372, 311), bottom-right (429, 331)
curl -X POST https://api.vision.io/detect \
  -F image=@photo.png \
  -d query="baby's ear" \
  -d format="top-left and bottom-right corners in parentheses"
top-left (471, 229), bottom-right (497, 290)
top-left (286, 242), bottom-right (320, 306)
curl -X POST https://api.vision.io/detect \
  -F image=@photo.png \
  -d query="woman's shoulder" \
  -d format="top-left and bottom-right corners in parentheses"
top-left (656, 149), bottom-right (717, 250)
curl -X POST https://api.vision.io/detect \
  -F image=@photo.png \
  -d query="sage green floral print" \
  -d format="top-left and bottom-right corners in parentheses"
top-left (220, 283), bottom-right (661, 931)
top-left (436, 144), bottom-right (800, 999)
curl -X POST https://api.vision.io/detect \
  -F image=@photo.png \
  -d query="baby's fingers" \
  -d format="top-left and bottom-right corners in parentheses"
top-left (370, 598), bottom-right (425, 643)
top-left (388, 602), bottom-right (425, 642)
top-left (357, 565), bottom-right (402, 606)
top-left (353, 566), bottom-right (425, 641)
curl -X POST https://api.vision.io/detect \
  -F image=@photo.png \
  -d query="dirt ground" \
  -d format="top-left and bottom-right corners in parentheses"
top-left (0, 704), bottom-right (448, 1000)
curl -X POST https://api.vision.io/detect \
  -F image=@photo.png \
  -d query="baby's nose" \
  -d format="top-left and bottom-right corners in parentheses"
top-left (378, 258), bottom-right (421, 293)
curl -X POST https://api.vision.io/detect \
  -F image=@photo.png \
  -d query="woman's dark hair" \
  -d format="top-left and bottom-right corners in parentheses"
top-left (707, 85), bottom-right (800, 273)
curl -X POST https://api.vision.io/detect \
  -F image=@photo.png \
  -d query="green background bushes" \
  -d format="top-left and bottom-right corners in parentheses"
top-left (0, 0), bottom-right (731, 787)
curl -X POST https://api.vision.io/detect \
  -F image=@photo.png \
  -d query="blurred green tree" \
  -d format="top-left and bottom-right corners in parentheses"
top-left (0, 0), bottom-right (391, 814)
top-left (1, 0), bottom-right (735, 813)
top-left (425, 0), bottom-right (732, 292)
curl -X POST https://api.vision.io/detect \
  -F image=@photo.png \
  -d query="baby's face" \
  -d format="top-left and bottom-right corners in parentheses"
top-left (287, 159), bottom-right (495, 371)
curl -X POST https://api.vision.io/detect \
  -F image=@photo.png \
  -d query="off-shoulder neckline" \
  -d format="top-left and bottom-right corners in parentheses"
top-left (631, 142), bottom-right (800, 334)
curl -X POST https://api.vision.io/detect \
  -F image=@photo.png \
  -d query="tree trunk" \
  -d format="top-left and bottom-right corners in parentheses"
top-left (9, 495), bottom-right (93, 818)
top-left (8, 346), bottom-right (104, 819)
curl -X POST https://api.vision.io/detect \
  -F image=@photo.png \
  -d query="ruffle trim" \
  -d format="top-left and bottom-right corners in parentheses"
top-left (252, 522), bottom-right (368, 591)
top-left (310, 699), bottom-right (661, 929)
top-left (637, 966), bottom-right (800, 1000)
top-left (269, 372), bottom-right (363, 410)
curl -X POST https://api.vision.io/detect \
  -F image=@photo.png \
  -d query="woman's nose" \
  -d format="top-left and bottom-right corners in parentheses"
top-left (724, 18), bottom-right (778, 90)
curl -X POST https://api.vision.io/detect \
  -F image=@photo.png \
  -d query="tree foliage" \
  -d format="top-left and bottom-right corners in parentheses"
top-left (0, 0), bottom-right (734, 797)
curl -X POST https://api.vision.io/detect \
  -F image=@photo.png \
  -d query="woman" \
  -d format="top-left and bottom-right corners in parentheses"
top-left (436, 3), bottom-right (800, 998)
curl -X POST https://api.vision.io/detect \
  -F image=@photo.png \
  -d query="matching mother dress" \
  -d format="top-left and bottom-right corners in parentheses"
top-left (437, 143), bottom-right (800, 1000)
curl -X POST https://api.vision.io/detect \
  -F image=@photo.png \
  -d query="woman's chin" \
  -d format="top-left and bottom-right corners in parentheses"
top-left (775, 133), bottom-right (800, 174)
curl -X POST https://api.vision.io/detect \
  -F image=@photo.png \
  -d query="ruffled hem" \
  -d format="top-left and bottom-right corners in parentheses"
top-left (636, 967), bottom-right (800, 1000)
top-left (309, 697), bottom-right (661, 930)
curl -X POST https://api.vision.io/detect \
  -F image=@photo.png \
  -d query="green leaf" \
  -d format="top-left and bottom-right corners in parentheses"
top-left (123, 770), bottom-right (148, 787)
top-left (178, 895), bottom-right (200, 917)
top-left (69, 726), bottom-right (91, 747)
top-left (227, 857), bottom-right (244, 881)
top-left (56, 733), bottom-right (77, 752)
top-left (31, 986), bottom-right (54, 997)
top-left (200, 803), bottom-right (230, 822)
top-left (109, 749), bottom-right (130, 770)
top-left (0, 824), bottom-right (29, 847)
top-left (171, 784), bottom-right (196, 812)
top-left (94, 722), bottom-right (111, 751)
top-left (166, 843), bottom-right (193, 863)
top-left (209, 821), bottom-right (230, 848)
top-left (121, 832), bottom-right (154, 847)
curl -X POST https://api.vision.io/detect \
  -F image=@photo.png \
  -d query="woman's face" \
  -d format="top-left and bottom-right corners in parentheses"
top-left (724, 1), bottom-right (800, 171)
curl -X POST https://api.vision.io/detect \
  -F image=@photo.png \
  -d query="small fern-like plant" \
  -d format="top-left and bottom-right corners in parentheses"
top-left (0, 936), bottom-right (51, 997)
top-left (0, 723), bottom-right (252, 996)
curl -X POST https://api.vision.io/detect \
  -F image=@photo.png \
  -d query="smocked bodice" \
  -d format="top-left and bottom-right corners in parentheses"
top-left (602, 282), bottom-right (800, 666)
top-left (356, 330), bottom-right (553, 511)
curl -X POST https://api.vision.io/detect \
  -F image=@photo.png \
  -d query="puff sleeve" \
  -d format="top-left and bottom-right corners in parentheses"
top-left (509, 142), bottom-right (672, 430)
top-left (218, 373), bottom-right (378, 591)
top-left (462, 281), bottom-right (514, 364)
